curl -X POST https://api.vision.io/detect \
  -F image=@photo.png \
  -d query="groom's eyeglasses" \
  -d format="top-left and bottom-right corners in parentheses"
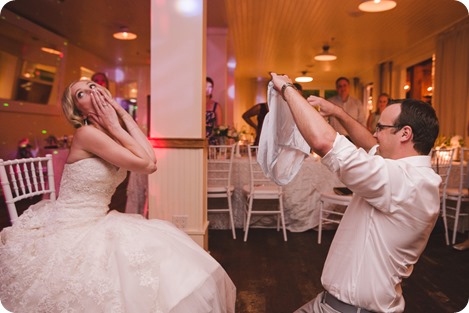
top-left (375, 123), bottom-right (401, 133)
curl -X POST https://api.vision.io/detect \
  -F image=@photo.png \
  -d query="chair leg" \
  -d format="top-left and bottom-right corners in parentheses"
top-left (441, 198), bottom-right (450, 245)
top-left (244, 197), bottom-right (254, 242)
top-left (452, 199), bottom-right (462, 245)
top-left (243, 195), bottom-right (251, 232)
top-left (228, 193), bottom-right (236, 239)
top-left (279, 196), bottom-right (287, 241)
top-left (318, 200), bottom-right (324, 244)
top-left (276, 207), bottom-right (280, 231)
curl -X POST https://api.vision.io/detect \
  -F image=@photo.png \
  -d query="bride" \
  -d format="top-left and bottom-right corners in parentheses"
top-left (0, 80), bottom-right (236, 313)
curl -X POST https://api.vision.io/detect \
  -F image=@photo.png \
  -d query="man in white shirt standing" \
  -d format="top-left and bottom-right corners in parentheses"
top-left (327, 77), bottom-right (365, 140)
top-left (270, 73), bottom-right (441, 313)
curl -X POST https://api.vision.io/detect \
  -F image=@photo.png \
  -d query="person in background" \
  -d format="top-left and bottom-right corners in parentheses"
top-left (15, 138), bottom-right (36, 159)
top-left (91, 72), bottom-right (109, 89)
top-left (366, 92), bottom-right (390, 133)
top-left (270, 72), bottom-right (440, 313)
top-left (206, 76), bottom-right (223, 144)
top-left (242, 102), bottom-right (268, 146)
top-left (0, 80), bottom-right (236, 312)
top-left (293, 82), bottom-right (303, 95)
top-left (327, 77), bottom-right (365, 140)
top-left (242, 83), bottom-right (302, 146)
top-left (423, 95), bottom-right (432, 105)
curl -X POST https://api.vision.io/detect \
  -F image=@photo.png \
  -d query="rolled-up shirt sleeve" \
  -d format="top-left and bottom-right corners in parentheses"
top-left (321, 135), bottom-right (392, 211)
top-left (320, 135), bottom-right (438, 215)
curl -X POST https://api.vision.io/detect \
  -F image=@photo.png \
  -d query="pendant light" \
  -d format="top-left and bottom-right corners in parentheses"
top-left (113, 27), bottom-right (137, 40)
top-left (295, 71), bottom-right (313, 83)
top-left (314, 45), bottom-right (337, 62)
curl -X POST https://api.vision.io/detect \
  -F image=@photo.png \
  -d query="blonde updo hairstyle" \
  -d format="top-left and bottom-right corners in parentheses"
top-left (61, 80), bottom-right (113, 128)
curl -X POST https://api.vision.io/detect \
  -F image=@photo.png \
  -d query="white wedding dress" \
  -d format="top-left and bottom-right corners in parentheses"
top-left (0, 158), bottom-right (236, 313)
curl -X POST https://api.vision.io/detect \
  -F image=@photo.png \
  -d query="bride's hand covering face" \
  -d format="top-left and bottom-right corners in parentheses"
top-left (88, 87), bottom-right (121, 132)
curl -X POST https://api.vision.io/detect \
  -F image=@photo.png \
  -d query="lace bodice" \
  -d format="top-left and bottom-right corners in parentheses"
top-left (57, 158), bottom-right (127, 209)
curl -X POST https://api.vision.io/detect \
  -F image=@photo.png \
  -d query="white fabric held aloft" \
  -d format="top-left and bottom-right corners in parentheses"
top-left (257, 81), bottom-right (310, 185)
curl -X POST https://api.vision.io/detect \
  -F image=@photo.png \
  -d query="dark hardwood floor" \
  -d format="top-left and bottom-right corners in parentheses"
top-left (1, 178), bottom-right (468, 313)
top-left (209, 225), bottom-right (469, 313)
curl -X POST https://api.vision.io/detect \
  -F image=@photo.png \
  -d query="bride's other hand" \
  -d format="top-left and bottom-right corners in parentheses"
top-left (100, 88), bottom-right (130, 119)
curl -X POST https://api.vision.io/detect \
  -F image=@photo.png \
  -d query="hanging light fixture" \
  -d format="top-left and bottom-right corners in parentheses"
top-left (295, 71), bottom-right (313, 83)
top-left (314, 45), bottom-right (337, 61)
top-left (113, 27), bottom-right (137, 40)
top-left (358, 0), bottom-right (397, 12)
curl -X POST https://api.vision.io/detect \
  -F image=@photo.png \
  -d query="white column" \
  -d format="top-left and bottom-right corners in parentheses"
top-left (148, 0), bottom-right (208, 249)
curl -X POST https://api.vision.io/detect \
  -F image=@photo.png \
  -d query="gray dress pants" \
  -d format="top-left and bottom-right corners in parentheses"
top-left (294, 292), bottom-right (340, 313)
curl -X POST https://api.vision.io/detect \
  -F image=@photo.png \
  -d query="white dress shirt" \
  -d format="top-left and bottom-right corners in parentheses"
top-left (321, 135), bottom-right (441, 312)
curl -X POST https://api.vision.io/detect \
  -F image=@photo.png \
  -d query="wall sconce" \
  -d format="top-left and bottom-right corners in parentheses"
top-left (113, 27), bottom-right (137, 40)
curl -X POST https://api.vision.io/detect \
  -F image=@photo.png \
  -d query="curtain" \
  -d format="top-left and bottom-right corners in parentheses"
top-left (434, 17), bottom-right (469, 141)
top-left (379, 61), bottom-right (393, 95)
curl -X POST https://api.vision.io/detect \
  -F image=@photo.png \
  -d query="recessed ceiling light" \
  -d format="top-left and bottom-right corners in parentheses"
top-left (358, 0), bottom-right (397, 13)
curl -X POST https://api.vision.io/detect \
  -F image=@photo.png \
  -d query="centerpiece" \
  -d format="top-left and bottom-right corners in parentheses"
top-left (212, 125), bottom-right (239, 145)
top-left (435, 134), bottom-right (464, 160)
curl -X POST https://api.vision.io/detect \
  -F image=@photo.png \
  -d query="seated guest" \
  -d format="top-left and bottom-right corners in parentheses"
top-left (15, 138), bottom-right (35, 158)
top-left (0, 80), bottom-right (236, 313)
top-left (270, 72), bottom-right (440, 313)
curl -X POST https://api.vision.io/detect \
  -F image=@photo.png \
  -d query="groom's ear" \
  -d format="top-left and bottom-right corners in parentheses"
top-left (399, 125), bottom-right (413, 142)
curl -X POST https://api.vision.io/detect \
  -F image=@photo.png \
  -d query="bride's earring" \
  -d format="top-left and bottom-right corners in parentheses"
top-left (84, 117), bottom-right (89, 125)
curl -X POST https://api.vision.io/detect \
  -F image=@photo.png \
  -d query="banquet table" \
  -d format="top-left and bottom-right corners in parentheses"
top-left (208, 155), bottom-right (344, 232)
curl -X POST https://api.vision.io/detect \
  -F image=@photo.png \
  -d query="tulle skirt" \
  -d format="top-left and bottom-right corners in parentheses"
top-left (0, 202), bottom-right (236, 313)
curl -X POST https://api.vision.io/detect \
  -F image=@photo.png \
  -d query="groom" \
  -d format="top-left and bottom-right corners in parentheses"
top-left (269, 72), bottom-right (440, 313)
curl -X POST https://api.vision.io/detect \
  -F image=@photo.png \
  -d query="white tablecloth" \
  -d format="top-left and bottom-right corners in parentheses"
top-left (208, 155), bottom-right (343, 232)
